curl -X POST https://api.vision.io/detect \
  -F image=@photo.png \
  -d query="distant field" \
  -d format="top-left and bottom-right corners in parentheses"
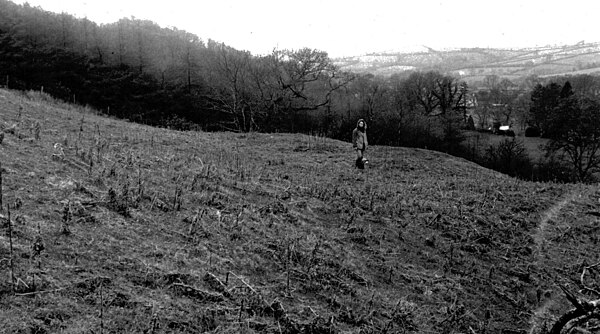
top-left (541, 66), bottom-right (600, 78)
top-left (336, 42), bottom-right (600, 82)
top-left (463, 130), bottom-right (549, 161)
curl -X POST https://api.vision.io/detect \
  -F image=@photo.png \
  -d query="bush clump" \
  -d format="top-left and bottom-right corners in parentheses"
top-left (484, 138), bottom-right (532, 178)
top-left (524, 126), bottom-right (541, 137)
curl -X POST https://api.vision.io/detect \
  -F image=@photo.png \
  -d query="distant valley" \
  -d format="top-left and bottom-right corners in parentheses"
top-left (334, 41), bottom-right (600, 86)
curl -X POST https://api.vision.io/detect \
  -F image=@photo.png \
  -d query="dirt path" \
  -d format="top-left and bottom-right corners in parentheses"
top-left (532, 192), bottom-right (579, 252)
top-left (528, 189), bottom-right (585, 334)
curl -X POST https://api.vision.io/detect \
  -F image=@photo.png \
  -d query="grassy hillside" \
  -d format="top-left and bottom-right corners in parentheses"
top-left (0, 89), bottom-right (599, 333)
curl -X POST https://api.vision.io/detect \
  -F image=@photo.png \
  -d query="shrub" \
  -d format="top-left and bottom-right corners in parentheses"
top-left (532, 156), bottom-right (576, 183)
top-left (484, 138), bottom-right (533, 178)
top-left (524, 126), bottom-right (540, 137)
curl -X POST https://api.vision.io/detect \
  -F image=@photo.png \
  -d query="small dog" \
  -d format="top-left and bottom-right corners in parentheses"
top-left (356, 157), bottom-right (369, 169)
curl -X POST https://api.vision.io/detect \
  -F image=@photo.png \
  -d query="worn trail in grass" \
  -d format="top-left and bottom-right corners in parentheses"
top-left (528, 187), bottom-right (600, 333)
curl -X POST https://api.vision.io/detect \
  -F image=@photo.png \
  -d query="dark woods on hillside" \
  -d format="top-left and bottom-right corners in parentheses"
top-left (0, 0), bottom-right (352, 133)
top-left (1, 1), bottom-right (600, 183)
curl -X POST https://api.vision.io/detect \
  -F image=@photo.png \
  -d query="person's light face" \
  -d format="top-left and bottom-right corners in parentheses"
top-left (358, 121), bottom-right (364, 127)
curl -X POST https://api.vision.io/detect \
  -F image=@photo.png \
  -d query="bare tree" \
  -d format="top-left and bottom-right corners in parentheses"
top-left (545, 96), bottom-right (600, 182)
top-left (135, 20), bottom-right (146, 73)
top-left (472, 105), bottom-right (491, 129)
top-left (432, 75), bottom-right (467, 115)
top-left (404, 71), bottom-right (442, 115)
top-left (60, 12), bottom-right (72, 48)
top-left (569, 74), bottom-right (600, 99)
top-left (116, 19), bottom-right (125, 65)
top-left (257, 48), bottom-right (351, 132)
top-left (484, 74), bottom-right (500, 90)
top-left (273, 48), bottom-right (337, 110)
top-left (351, 73), bottom-right (389, 124)
top-left (212, 43), bottom-right (254, 131)
top-left (512, 92), bottom-right (531, 131)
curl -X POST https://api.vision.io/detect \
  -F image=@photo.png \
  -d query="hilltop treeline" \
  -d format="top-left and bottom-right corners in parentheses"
top-left (0, 1), bottom-right (467, 145)
top-left (2, 1), bottom-right (600, 182)
top-left (0, 0), bottom-right (464, 139)
top-left (0, 1), bottom-right (354, 133)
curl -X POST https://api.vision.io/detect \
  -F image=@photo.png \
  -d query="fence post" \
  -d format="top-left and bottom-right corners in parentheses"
top-left (0, 161), bottom-right (3, 210)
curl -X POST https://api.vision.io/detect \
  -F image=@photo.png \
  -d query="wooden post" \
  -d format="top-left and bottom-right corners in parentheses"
top-left (99, 279), bottom-right (104, 334)
top-left (0, 161), bottom-right (3, 210)
top-left (8, 204), bottom-right (15, 293)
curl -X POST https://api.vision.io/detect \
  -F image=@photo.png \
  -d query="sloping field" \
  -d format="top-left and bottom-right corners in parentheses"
top-left (0, 89), bottom-right (598, 333)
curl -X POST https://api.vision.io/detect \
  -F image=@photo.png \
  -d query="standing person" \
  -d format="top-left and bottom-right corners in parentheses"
top-left (352, 119), bottom-right (368, 169)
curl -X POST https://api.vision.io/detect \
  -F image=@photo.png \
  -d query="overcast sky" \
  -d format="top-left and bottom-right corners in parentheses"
top-left (10, 0), bottom-right (600, 57)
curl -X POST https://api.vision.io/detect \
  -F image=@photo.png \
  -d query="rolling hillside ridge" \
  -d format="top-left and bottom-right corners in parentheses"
top-left (334, 41), bottom-right (600, 82)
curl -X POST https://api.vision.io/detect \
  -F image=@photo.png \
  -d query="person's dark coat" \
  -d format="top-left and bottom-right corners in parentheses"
top-left (352, 119), bottom-right (368, 150)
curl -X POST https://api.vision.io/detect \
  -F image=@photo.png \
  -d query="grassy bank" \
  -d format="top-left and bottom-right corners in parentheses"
top-left (0, 89), bottom-right (598, 333)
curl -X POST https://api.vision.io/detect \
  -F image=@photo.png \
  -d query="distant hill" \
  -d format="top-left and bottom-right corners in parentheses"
top-left (1, 88), bottom-right (599, 333)
top-left (334, 41), bottom-right (600, 84)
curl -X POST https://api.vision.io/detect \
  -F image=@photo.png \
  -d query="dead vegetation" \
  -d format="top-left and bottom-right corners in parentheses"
top-left (0, 88), bottom-right (599, 333)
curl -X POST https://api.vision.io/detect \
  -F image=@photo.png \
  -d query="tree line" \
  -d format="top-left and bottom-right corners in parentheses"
top-left (1, 1), bottom-right (599, 182)
top-left (0, 1), bottom-right (468, 141)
